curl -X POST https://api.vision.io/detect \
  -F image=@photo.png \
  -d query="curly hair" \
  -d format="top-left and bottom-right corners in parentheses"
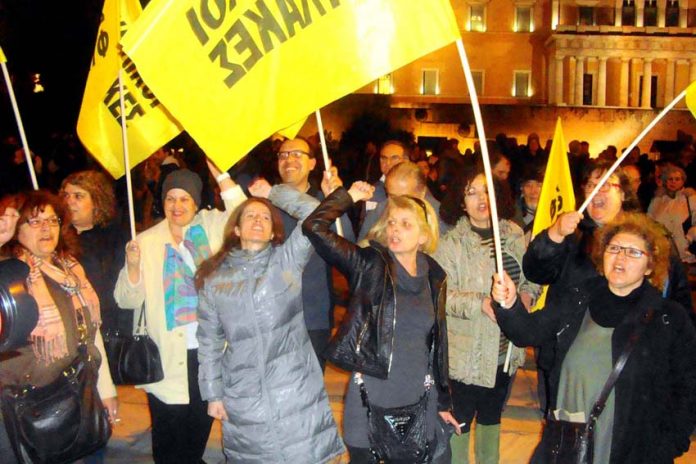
top-left (581, 160), bottom-right (640, 212)
top-left (10, 190), bottom-right (80, 259)
top-left (592, 213), bottom-right (670, 291)
top-left (195, 198), bottom-right (285, 290)
top-left (365, 195), bottom-right (439, 254)
top-left (60, 170), bottom-right (116, 227)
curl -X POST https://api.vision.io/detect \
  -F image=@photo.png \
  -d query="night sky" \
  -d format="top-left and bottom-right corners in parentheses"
top-left (0, 0), bottom-right (105, 143)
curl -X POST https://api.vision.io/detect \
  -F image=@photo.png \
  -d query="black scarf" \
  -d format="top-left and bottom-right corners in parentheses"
top-left (588, 278), bottom-right (648, 328)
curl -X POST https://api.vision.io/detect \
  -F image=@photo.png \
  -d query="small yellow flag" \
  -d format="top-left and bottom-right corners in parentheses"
top-left (77, 0), bottom-right (181, 178)
top-left (120, 0), bottom-right (461, 172)
top-left (531, 118), bottom-right (576, 311)
top-left (685, 80), bottom-right (696, 119)
top-left (0, 47), bottom-right (6, 64)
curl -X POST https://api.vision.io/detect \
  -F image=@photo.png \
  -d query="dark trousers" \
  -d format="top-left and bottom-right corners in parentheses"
top-left (308, 328), bottom-right (330, 372)
top-left (146, 350), bottom-right (213, 464)
top-left (450, 365), bottom-right (511, 433)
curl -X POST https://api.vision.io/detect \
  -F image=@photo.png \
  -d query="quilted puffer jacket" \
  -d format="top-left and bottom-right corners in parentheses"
top-left (197, 185), bottom-right (344, 463)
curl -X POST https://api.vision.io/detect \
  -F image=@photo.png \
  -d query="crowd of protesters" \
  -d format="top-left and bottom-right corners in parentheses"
top-left (1, 122), bottom-right (696, 464)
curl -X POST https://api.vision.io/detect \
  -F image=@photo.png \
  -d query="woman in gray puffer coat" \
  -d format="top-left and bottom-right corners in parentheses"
top-left (194, 181), bottom-right (344, 463)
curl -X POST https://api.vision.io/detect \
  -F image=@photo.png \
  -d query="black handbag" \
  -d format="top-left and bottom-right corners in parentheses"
top-left (357, 339), bottom-right (436, 463)
top-left (103, 307), bottom-right (163, 385)
top-left (1, 305), bottom-right (112, 464)
top-left (534, 309), bottom-right (654, 464)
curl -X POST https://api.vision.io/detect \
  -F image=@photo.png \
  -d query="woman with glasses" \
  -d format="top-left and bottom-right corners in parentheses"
top-left (647, 164), bottom-right (696, 263)
top-left (0, 190), bottom-right (117, 464)
top-left (434, 166), bottom-right (539, 464)
top-left (492, 213), bottom-right (696, 463)
top-left (303, 179), bottom-right (459, 463)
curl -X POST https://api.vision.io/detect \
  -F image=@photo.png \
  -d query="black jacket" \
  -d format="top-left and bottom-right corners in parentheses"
top-left (303, 188), bottom-right (452, 410)
top-left (494, 277), bottom-right (696, 463)
top-left (523, 217), bottom-right (693, 314)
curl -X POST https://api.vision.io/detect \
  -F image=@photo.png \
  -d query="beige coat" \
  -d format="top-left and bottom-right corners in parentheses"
top-left (434, 218), bottom-right (539, 388)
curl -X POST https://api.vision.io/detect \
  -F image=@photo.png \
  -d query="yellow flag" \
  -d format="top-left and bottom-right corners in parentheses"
top-left (0, 47), bottom-right (6, 63)
top-left (685, 80), bottom-right (696, 119)
top-left (77, 0), bottom-right (181, 178)
top-left (531, 118), bottom-right (576, 310)
top-left (121, 0), bottom-right (460, 171)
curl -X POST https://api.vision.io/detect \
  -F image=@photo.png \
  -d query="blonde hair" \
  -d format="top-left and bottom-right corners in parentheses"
top-left (364, 196), bottom-right (439, 254)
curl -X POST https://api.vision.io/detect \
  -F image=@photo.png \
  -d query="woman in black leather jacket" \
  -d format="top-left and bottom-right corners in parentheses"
top-left (303, 181), bottom-right (459, 463)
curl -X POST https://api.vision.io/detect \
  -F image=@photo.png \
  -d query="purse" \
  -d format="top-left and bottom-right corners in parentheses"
top-left (534, 309), bottom-right (654, 464)
top-left (103, 306), bottom-right (164, 385)
top-left (1, 304), bottom-right (112, 464)
top-left (356, 339), bottom-right (436, 463)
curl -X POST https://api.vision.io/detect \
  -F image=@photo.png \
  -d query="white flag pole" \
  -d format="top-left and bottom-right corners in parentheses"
top-left (455, 38), bottom-right (513, 372)
top-left (579, 88), bottom-right (687, 214)
top-left (118, 69), bottom-right (137, 241)
top-left (315, 109), bottom-right (344, 237)
top-left (0, 53), bottom-right (39, 190)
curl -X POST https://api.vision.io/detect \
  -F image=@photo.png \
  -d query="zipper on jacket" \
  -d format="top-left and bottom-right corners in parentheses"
top-left (355, 321), bottom-right (369, 354)
top-left (386, 260), bottom-right (397, 373)
top-left (556, 323), bottom-right (570, 338)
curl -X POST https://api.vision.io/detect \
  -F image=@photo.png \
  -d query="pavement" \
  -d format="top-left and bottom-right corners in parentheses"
top-left (104, 352), bottom-right (696, 463)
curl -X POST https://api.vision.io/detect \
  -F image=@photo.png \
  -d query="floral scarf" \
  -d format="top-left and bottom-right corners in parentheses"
top-left (19, 250), bottom-right (101, 364)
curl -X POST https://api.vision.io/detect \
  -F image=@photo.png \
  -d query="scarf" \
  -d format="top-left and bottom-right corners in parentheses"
top-left (19, 250), bottom-right (101, 364)
top-left (588, 279), bottom-right (647, 328)
top-left (163, 224), bottom-right (211, 331)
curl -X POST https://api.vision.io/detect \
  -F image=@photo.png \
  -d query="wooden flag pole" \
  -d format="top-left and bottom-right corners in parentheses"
top-left (455, 38), bottom-right (513, 372)
top-left (0, 47), bottom-right (38, 190)
top-left (118, 69), bottom-right (137, 241)
top-left (579, 88), bottom-right (687, 214)
top-left (315, 109), bottom-right (343, 237)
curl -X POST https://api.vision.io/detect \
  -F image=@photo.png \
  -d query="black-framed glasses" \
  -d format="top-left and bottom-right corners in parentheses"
top-left (277, 150), bottom-right (309, 161)
top-left (604, 244), bottom-right (648, 259)
top-left (583, 181), bottom-right (620, 193)
top-left (25, 216), bottom-right (61, 228)
top-left (405, 196), bottom-right (429, 224)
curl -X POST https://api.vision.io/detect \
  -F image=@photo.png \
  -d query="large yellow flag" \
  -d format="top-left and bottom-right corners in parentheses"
top-left (120, 0), bottom-right (460, 171)
top-left (531, 118), bottom-right (576, 310)
top-left (685, 80), bottom-right (696, 118)
top-left (77, 0), bottom-right (181, 178)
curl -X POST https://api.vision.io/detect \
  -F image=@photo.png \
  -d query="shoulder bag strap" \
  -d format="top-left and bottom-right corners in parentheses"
top-left (135, 304), bottom-right (148, 335)
top-left (586, 308), bottom-right (655, 431)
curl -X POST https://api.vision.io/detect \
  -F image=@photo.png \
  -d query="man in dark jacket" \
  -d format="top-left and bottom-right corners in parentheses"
top-left (275, 137), bottom-right (354, 370)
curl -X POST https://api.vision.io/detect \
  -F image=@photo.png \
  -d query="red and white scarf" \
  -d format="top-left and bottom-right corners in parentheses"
top-left (19, 250), bottom-right (101, 364)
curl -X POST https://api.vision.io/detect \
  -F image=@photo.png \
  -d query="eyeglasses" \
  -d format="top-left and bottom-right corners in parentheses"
top-left (604, 244), bottom-right (648, 259)
top-left (583, 181), bottom-right (621, 193)
top-left (277, 150), bottom-right (309, 161)
top-left (25, 216), bottom-right (61, 228)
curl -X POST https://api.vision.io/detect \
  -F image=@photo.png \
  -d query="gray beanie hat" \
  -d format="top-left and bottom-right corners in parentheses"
top-left (161, 169), bottom-right (203, 206)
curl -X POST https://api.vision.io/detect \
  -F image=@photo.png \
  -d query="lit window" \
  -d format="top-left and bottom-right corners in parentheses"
top-left (469, 5), bottom-right (486, 32)
top-left (578, 6), bottom-right (595, 25)
top-left (422, 69), bottom-right (439, 95)
top-left (644, 0), bottom-right (657, 26)
top-left (375, 74), bottom-right (393, 95)
top-left (471, 70), bottom-right (484, 95)
top-left (515, 6), bottom-right (533, 32)
top-left (622, 0), bottom-right (635, 26)
top-left (666, 0), bottom-right (679, 26)
top-left (513, 71), bottom-right (531, 98)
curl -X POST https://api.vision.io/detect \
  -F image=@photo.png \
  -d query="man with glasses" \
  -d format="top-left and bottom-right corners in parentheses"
top-left (275, 137), bottom-right (354, 371)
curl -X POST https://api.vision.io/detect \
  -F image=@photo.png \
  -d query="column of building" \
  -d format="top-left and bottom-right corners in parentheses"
top-left (575, 57), bottom-right (585, 105)
top-left (641, 58), bottom-right (652, 108)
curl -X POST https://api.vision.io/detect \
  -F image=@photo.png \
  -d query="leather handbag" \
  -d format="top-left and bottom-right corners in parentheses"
top-left (1, 307), bottom-right (111, 464)
top-left (103, 307), bottom-right (163, 385)
top-left (534, 309), bottom-right (654, 464)
top-left (357, 338), bottom-right (436, 463)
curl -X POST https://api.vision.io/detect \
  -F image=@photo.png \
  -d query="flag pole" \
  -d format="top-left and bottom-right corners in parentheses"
top-left (118, 69), bottom-right (137, 241)
top-left (455, 38), bottom-right (513, 372)
top-left (0, 47), bottom-right (39, 190)
top-left (579, 88), bottom-right (687, 214)
top-left (315, 109), bottom-right (344, 237)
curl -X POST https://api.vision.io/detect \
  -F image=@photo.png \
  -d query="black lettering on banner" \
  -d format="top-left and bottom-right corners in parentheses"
top-left (97, 30), bottom-right (109, 57)
top-left (106, 83), bottom-right (145, 123)
top-left (225, 19), bottom-right (263, 72)
top-left (276, 0), bottom-right (305, 37)
top-left (209, 39), bottom-right (247, 88)
top-left (186, 0), bottom-right (341, 89)
top-left (244, 0), bottom-right (288, 53)
top-left (549, 186), bottom-right (563, 222)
